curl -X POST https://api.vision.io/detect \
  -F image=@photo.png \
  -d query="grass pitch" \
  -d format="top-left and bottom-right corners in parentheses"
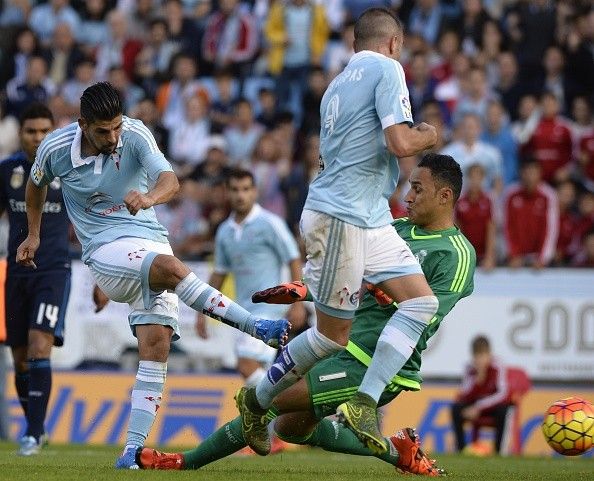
top-left (0, 442), bottom-right (593, 481)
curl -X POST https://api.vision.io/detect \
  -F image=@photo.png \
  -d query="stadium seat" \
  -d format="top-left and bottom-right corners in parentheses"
top-left (470, 367), bottom-right (531, 455)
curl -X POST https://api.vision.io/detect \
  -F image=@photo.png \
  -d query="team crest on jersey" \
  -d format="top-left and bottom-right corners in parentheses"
top-left (49, 177), bottom-right (61, 190)
top-left (399, 95), bottom-right (412, 121)
top-left (415, 249), bottom-right (428, 265)
top-left (10, 166), bottom-right (25, 189)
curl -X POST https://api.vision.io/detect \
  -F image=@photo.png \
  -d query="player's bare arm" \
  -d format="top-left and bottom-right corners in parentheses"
top-left (16, 178), bottom-right (48, 268)
top-left (384, 122), bottom-right (437, 158)
top-left (124, 171), bottom-right (179, 215)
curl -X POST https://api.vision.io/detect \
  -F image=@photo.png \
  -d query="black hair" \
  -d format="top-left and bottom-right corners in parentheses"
top-left (19, 102), bottom-right (54, 126)
top-left (275, 110), bottom-right (295, 125)
top-left (226, 168), bottom-right (255, 186)
top-left (80, 81), bottom-right (123, 123)
top-left (354, 8), bottom-right (403, 51)
top-left (471, 335), bottom-right (490, 355)
top-left (418, 153), bottom-right (463, 202)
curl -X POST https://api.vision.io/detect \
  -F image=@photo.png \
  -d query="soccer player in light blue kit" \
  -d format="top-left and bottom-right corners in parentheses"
top-left (15, 82), bottom-right (290, 469)
top-left (236, 8), bottom-right (439, 456)
top-left (196, 169), bottom-right (306, 391)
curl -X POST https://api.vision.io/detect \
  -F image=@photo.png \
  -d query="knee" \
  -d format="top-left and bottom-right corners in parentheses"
top-left (150, 255), bottom-right (190, 289)
top-left (27, 332), bottom-right (53, 359)
top-left (273, 417), bottom-right (314, 444)
top-left (316, 323), bottom-right (351, 347)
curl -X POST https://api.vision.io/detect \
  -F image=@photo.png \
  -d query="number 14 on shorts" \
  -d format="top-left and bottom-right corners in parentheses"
top-left (36, 303), bottom-right (59, 328)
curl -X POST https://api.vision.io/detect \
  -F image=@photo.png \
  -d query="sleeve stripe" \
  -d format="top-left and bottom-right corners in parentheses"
top-left (35, 138), bottom-right (74, 174)
top-left (36, 131), bottom-right (76, 169)
top-left (124, 119), bottom-right (160, 153)
top-left (449, 235), bottom-right (471, 293)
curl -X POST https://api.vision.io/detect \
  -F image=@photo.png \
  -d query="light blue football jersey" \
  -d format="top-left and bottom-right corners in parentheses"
top-left (31, 116), bottom-right (173, 262)
top-left (214, 204), bottom-right (300, 318)
top-left (304, 50), bottom-right (414, 228)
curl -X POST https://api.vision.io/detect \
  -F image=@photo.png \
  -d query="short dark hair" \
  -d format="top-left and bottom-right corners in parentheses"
top-left (19, 102), bottom-right (54, 126)
top-left (354, 8), bottom-right (403, 51)
top-left (471, 335), bottom-right (490, 355)
top-left (418, 153), bottom-right (463, 202)
top-left (226, 168), bottom-right (255, 186)
top-left (80, 82), bottom-right (123, 123)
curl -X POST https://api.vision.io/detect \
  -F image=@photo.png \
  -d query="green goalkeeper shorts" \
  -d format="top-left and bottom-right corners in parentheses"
top-left (305, 351), bottom-right (406, 420)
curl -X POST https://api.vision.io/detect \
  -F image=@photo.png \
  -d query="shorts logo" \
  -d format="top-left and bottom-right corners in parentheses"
top-left (267, 348), bottom-right (296, 385)
top-left (128, 248), bottom-right (146, 261)
top-left (339, 287), bottom-right (358, 307)
top-left (10, 166), bottom-right (24, 189)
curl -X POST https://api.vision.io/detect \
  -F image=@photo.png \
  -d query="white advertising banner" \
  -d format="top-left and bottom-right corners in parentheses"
top-left (52, 263), bottom-right (594, 381)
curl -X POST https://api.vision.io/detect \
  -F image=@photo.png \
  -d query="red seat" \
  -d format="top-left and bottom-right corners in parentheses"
top-left (470, 367), bottom-right (531, 455)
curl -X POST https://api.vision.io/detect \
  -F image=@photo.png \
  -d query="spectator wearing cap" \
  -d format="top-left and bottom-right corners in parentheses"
top-left (504, 159), bottom-right (559, 269)
top-left (264, 0), bottom-right (329, 113)
top-left (28, 0), bottom-right (81, 47)
top-left (441, 112), bottom-right (503, 192)
top-left (224, 98), bottom-right (264, 166)
top-left (202, 0), bottom-right (259, 78)
top-left (524, 92), bottom-right (573, 184)
top-left (481, 100), bottom-right (518, 186)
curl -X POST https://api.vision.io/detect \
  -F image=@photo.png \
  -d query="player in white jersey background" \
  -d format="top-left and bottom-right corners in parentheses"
top-left (15, 82), bottom-right (291, 469)
top-left (196, 168), bottom-right (307, 452)
top-left (236, 8), bottom-right (439, 457)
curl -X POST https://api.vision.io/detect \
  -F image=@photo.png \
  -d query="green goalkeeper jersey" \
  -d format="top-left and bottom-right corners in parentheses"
top-left (345, 217), bottom-right (476, 391)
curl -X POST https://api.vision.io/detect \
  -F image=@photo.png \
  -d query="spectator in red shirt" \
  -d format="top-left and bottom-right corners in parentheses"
top-left (504, 159), bottom-right (559, 268)
top-left (455, 164), bottom-right (496, 269)
top-left (524, 92), bottom-right (573, 183)
top-left (451, 336), bottom-right (511, 454)
top-left (555, 181), bottom-right (580, 265)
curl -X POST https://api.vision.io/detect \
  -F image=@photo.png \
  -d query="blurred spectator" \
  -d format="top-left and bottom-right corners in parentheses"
top-left (255, 88), bottom-right (278, 131)
top-left (578, 131), bottom-right (594, 190)
top-left (571, 97), bottom-right (594, 177)
top-left (169, 95), bottom-right (211, 173)
top-left (326, 21), bottom-right (355, 79)
top-left (441, 113), bottom-right (503, 192)
top-left (511, 93), bottom-right (541, 146)
top-left (248, 133), bottom-right (289, 218)
top-left (137, 18), bottom-right (181, 81)
top-left (523, 92), bottom-right (573, 184)
top-left (0, 0), bottom-right (31, 26)
top-left (481, 100), bottom-right (518, 186)
top-left (282, 133), bottom-right (320, 235)
top-left (29, 0), bottom-right (81, 47)
top-left (430, 30), bottom-right (460, 84)
top-left (574, 191), bottom-right (594, 249)
top-left (163, 0), bottom-right (203, 62)
top-left (420, 100), bottom-right (450, 152)
top-left (190, 135), bottom-right (231, 185)
top-left (451, 335), bottom-right (511, 455)
top-left (571, 229), bottom-right (594, 268)
top-left (0, 101), bottom-right (19, 159)
top-left (0, 27), bottom-right (41, 89)
top-left (476, 20), bottom-right (506, 88)
top-left (264, 0), bottom-right (329, 112)
top-left (536, 45), bottom-right (576, 115)
top-left (155, 53), bottom-right (209, 131)
top-left (408, 0), bottom-right (446, 45)
top-left (108, 66), bottom-right (145, 114)
top-left (494, 51), bottom-right (525, 121)
top-left (42, 23), bottom-right (86, 87)
top-left (455, 164), bottom-right (496, 270)
top-left (202, 0), bottom-right (259, 77)
top-left (95, 9), bottom-right (144, 81)
top-left (78, 0), bottom-right (110, 52)
top-left (407, 53), bottom-right (438, 119)
top-left (209, 68), bottom-right (239, 133)
top-left (271, 111), bottom-right (297, 163)
top-left (125, 0), bottom-right (159, 42)
top-left (562, 10), bottom-right (594, 101)
top-left (51, 58), bottom-right (96, 122)
top-left (154, 180), bottom-right (209, 258)
top-left (300, 67), bottom-right (327, 135)
top-left (6, 56), bottom-right (56, 117)
top-left (434, 52), bottom-right (471, 122)
top-left (504, 159), bottom-right (559, 269)
top-left (224, 98), bottom-right (264, 165)
top-left (555, 180), bottom-right (580, 265)
top-left (453, 67), bottom-right (494, 126)
top-left (129, 97), bottom-right (169, 153)
top-left (450, 0), bottom-right (492, 57)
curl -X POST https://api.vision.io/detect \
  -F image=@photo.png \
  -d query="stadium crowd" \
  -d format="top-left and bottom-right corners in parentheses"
top-left (0, 0), bottom-right (593, 269)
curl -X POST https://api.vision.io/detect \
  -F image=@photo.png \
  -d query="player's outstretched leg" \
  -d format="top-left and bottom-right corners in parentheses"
top-left (235, 386), bottom-right (271, 455)
top-left (336, 392), bottom-right (387, 455)
top-left (252, 281), bottom-right (310, 304)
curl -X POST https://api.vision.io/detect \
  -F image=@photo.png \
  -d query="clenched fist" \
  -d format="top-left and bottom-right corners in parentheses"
top-left (124, 190), bottom-right (155, 215)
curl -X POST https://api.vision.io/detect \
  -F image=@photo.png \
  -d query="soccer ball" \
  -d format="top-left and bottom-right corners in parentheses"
top-left (541, 397), bottom-right (594, 456)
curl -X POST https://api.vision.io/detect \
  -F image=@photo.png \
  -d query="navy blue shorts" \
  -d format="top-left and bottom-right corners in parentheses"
top-left (4, 270), bottom-right (71, 348)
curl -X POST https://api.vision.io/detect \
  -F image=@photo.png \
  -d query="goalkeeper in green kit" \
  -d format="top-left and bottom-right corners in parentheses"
top-left (136, 154), bottom-right (476, 476)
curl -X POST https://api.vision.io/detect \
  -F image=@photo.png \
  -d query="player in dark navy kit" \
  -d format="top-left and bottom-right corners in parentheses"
top-left (0, 103), bottom-right (70, 455)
